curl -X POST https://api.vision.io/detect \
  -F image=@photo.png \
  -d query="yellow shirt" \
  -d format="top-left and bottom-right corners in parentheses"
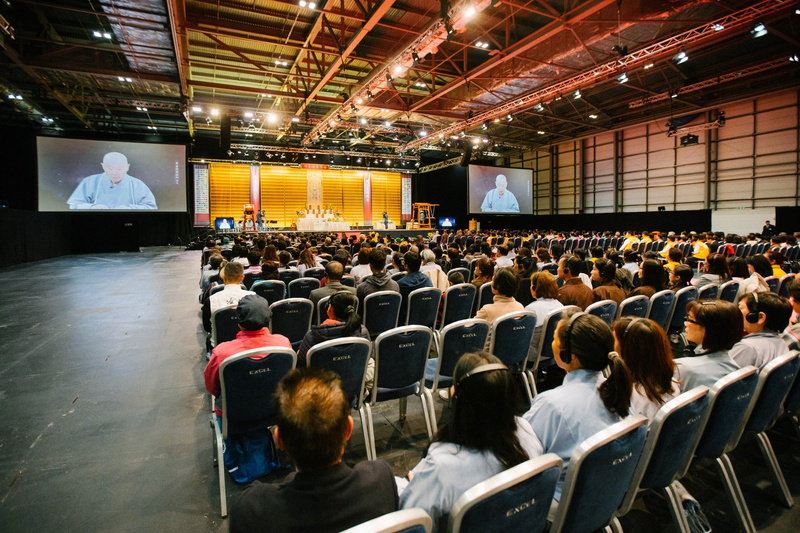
top-left (692, 241), bottom-right (710, 260)
top-left (620, 237), bottom-right (639, 251)
top-left (659, 242), bottom-right (673, 258)
top-left (641, 236), bottom-right (653, 243)
top-left (772, 264), bottom-right (787, 277)
top-left (665, 261), bottom-right (680, 271)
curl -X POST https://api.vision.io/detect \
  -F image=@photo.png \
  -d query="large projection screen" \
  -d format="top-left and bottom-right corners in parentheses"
top-left (37, 137), bottom-right (187, 212)
top-left (468, 164), bottom-right (533, 214)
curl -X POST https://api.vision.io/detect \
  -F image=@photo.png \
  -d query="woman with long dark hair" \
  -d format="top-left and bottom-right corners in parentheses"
top-left (629, 259), bottom-right (667, 298)
top-left (296, 291), bottom-right (369, 367)
top-left (592, 258), bottom-right (627, 305)
top-left (400, 352), bottom-right (542, 531)
top-left (695, 252), bottom-right (731, 289)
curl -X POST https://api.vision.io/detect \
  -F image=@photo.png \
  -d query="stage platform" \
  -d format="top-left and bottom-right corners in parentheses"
top-left (212, 226), bottom-right (438, 239)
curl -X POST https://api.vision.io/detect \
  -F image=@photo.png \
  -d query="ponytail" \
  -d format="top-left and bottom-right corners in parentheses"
top-left (598, 351), bottom-right (633, 417)
top-left (342, 303), bottom-right (362, 336)
top-left (329, 291), bottom-right (362, 336)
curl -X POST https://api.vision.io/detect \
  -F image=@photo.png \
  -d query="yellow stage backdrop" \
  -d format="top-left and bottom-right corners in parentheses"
top-left (208, 163), bottom-right (401, 227)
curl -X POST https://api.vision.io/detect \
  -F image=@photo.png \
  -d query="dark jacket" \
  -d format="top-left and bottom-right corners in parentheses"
top-left (356, 272), bottom-right (400, 304)
top-left (296, 322), bottom-right (370, 366)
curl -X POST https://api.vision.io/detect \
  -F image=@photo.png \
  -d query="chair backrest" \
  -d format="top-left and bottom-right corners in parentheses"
top-left (743, 352), bottom-right (800, 436)
top-left (405, 287), bottom-right (443, 328)
top-left (615, 295), bottom-right (649, 320)
top-left (268, 298), bottom-right (313, 347)
top-left (476, 282), bottom-right (494, 312)
top-left (618, 387), bottom-right (711, 516)
top-left (303, 267), bottom-right (326, 281)
top-left (307, 337), bottom-right (372, 408)
top-left (363, 291), bottom-right (402, 337)
top-left (667, 285), bottom-right (697, 331)
top-left (646, 290), bottom-right (676, 330)
top-left (488, 311), bottom-right (537, 369)
top-left (243, 271), bottom-right (262, 289)
top-left (448, 454), bottom-right (563, 533)
top-left (535, 306), bottom-right (579, 367)
top-left (440, 283), bottom-right (477, 330)
top-left (251, 280), bottom-right (287, 306)
top-left (691, 366), bottom-right (759, 462)
top-left (429, 319), bottom-right (491, 392)
top-left (288, 277), bottom-right (320, 299)
top-left (391, 271), bottom-right (406, 282)
top-left (219, 347), bottom-right (297, 437)
top-left (317, 295), bottom-right (331, 325)
top-left (765, 275), bottom-right (779, 294)
top-left (585, 300), bottom-right (617, 326)
top-left (340, 275), bottom-right (356, 287)
top-left (550, 415), bottom-right (649, 533)
top-left (211, 305), bottom-right (240, 346)
top-left (718, 280), bottom-right (740, 303)
top-left (209, 284), bottom-right (225, 297)
top-left (778, 274), bottom-right (796, 298)
top-left (447, 267), bottom-right (470, 283)
top-left (278, 269), bottom-right (301, 284)
top-left (541, 264), bottom-right (559, 276)
top-left (697, 283), bottom-right (718, 301)
top-left (372, 326), bottom-right (433, 400)
top-left (340, 508), bottom-right (432, 533)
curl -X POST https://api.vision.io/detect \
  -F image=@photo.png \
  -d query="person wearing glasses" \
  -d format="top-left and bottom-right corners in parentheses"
top-left (675, 300), bottom-right (742, 391)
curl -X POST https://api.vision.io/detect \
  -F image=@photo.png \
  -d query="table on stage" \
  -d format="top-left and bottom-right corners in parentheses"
top-left (295, 218), bottom-right (350, 232)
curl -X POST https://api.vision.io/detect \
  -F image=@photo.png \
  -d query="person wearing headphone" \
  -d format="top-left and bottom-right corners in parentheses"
top-left (400, 352), bottom-right (543, 532)
top-left (524, 311), bottom-right (633, 501)
top-left (613, 317), bottom-right (679, 420)
top-left (675, 300), bottom-right (742, 392)
top-left (729, 292), bottom-right (793, 368)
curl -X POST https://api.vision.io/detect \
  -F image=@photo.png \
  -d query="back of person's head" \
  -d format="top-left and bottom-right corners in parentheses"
top-left (747, 255), bottom-right (773, 278)
top-left (222, 261), bottom-right (244, 282)
top-left (728, 257), bottom-right (748, 278)
top-left (529, 271), bottom-right (559, 299)
top-left (740, 292), bottom-right (792, 332)
top-left (357, 246), bottom-right (372, 265)
top-left (594, 258), bottom-right (617, 284)
top-left (328, 291), bottom-right (362, 335)
top-left (623, 249), bottom-right (639, 263)
top-left (324, 260), bottom-right (344, 281)
top-left (497, 245), bottom-right (508, 257)
top-left (435, 352), bottom-right (528, 469)
top-left (640, 259), bottom-right (666, 291)
top-left (705, 253), bottom-right (731, 279)
top-left (561, 254), bottom-right (583, 277)
top-left (788, 276), bottom-right (800, 301)
top-left (686, 300), bottom-right (743, 352)
top-left (613, 317), bottom-right (675, 405)
top-left (668, 247), bottom-right (683, 262)
top-left (475, 257), bottom-right (494, 279)
top-left (275, 367), bottom-right (350, 471)
top-left (671, 264), bottom-right (693, 286)
top-left (404, 251), bottom-right (422, 273)
top-left (605, 249), bottom-right (620, 266)
top-left (556, 311), bottom-right (632, 416)
top-left (480, 242), bottom-right (492, 256)
top-left (514, 255), bottom-right (535, 276)
top-left (368, 248), bottom-right (387, 272)
top-left (247, 251), bottom-right (261, 266)
top-left (278, 250), bottom-right (292, 266)
top-left (550, 243), bottom-right (564, 261)
top-left (236, 294), bottom-right (272, 331)
top-left (536, 248), bottom-right (551, 262)
top-left (766, 250), bottom-right (786, 265)
top-left (209, 254), bottom-right (225, 270)
top-left (492, 267), bottom-right (519, 298)
top-left (420, 248), bottom-right (435, 264)
top-left (448, 271), bottom-right (465, 285)
top-left (590, 246), bottom-right (604, 259)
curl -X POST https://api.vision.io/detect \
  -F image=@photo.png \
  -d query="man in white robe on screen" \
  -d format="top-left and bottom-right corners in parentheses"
top-left (67, 152), bottom-right (157, 209)
top-left (480, 174), bottom-right (519, 212)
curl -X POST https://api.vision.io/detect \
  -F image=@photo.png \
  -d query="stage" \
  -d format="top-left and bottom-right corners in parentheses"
top-left (209, 225), bottom-right (438, 240)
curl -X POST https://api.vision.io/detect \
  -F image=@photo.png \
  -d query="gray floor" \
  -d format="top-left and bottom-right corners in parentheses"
top-left (0, 248), bottom-right (798, 532)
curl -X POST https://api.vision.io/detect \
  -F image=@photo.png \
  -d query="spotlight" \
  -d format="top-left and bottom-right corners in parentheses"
top-left (673, 50), bottom-right (688, 64)
top-left (411, 51), bottom-right (420, 64)
top-left (534, 103), bottom-right (544, 112)
top-left (337, 114), bottom-right (343, 121)
top-left (481, 122), bottom-right (487, 130)
top-left (419, 130), bottom-right (427, 137)
top-left (445, 19), bottom-right (454, 35)
top-left (366, 90), bottom-right (373, 100)
top-left (506, 114), bottom-right (513, 122)
top-left (588, 114), bottom-right (598, 119)
top-left (359, 118), bottom-right (367, 125)
top-left (643, 63), bottom-right (654, 70)
top-left (93, 31), bottom-right (101, 37)
top-left (386, 159), bottom-right (391, 165)
top-left (612, 44), bottom-right (628, 57)
top-left (350, 103), bottom-right (358, 112)
top-left (752, 23), bottom-right (767, 38)
top-left (680, 134), bottom-right (699, 146)
top-left (537, 130), bottom-right (546, 135)
top-left (617, 72), bottom-right (629, 83)
top-left (464, 6), bottom-right (476, 19)
top-left (291, 117), bottom-right (300, 122)
top-left (573, 89), bottom-right (582, 99)
top-left (384, 120), bottom-right (391, 127)
top-left (210, 108), bottom-right (220, 116)
top-left (385, 72), bottom-right (393, 83)
top-left (790, 54), bottom-right (800, 62)
top-left (244, 111), bottom-right (253, 118)
top-left (192, 106), bottom-right (202, 112)
top-left (280, 153), bottom-right (286, 159)
top-left (713, 23), bottom-right (725, 32)
top-left (356, 97), bottom-right (363, 104)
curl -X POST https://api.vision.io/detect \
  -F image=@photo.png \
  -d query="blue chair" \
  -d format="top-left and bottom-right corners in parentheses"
top-left (211, 347), bottom-right (296, 516)
top-left (718, 280), bottom-right (740, 303)
top-left (405, 287), bottom-right (442, 328)
top-left (425, 318), bottom-right (490, 394)
top-left (697, 283), bottom-right (718, 300)
top-left (468, 259), bottom-right (479, 281)
top-left (269, 298), bottom-right (313, 349)
top-left (363, 291), bottom-right (402, 339)
top-left (391, 272), bottom-right (406, 282)
top-left (438, 283), bottom-right (477, 333)
top-left (765, 276), bottom-right (779, 294)
top-left (585, 299), bottom-right (617, 326)
top-left (684, 366), bottom-right (760, 533)
top-left (307, 337), bottom-right (373, 459)
top-left (366, 326), bottom-right (436, 458)
top-left (303, 267), bottom-right (326, 281)
top-left (489, 311), bottom-right (537, 400)
top-left (550, 415), bottom-right (649, 533)
top-left (666, 286), bottom-right (697, 334)
top-left (615, 295), bottom-right (649, 320)
top-left (646, 290), bottom-right (676, 331)
top-left (777, 274), bottom-right (796, 298)
top-left (533, 306), bottom-right (579, 373)
top-left (736, 352), bottom-right (800, 509)
top-left (243, 271), bottom-right (262, 289)
top-left (251, 280), bottom-right (287, 306)
top-left (475, 282), bottom-right (494, 313)
top-left (341, 508), bottom-right (432, 533)
top-left (449, 454), bottom-right (562, 533)
top-left (616, 387), bottom-right (711, 532)
top-left (210, 305), bottom-right (239, 348)
top-left (288, 277), bottom-right (320, 299)
top-left (541, 264), bottom-right (559, 276)
top-left (278, 269), bottom-right (301, 285)
top-left (447, 267), bottom-right (470, 283)
top-left (340, 275), bottom-right (356, 287)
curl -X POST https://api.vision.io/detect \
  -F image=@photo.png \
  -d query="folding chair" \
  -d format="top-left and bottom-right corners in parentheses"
top-left (211, 347), bottom-right (296, 516)
top-left (363, 291), bottom-right (402, 339)
top-left (489, 311), bottom-right (537, 401)
top-left (765, 276), bottom-right (779, 294)
top-left (340, 275), bottom-right (356, 287)
top-left (616, 387), bottom-right (711, 533)
top-left (425, 318), bottom-right (490, 394)
top-left (269, 298), bottom-right (313, 350)
top-left (405, 287), bottom-right (442, 328)
top-left (278, 269), bottom-right (301, 285)
top-left (529, 306), bottom-right (580, 394)
top-left (211, 305), bottom-right (239, 348)
top-left (242, 271), bottom-right (262, 289)
top-left (438, 283), bottom-right (477, 339)
top-left (586, 299), bottom-right (617, 326)
top-left (696, 283), bottom-right (718, 301)
top-left (341, 508), bottom-right (432, 533)
top-left (550, 415), bottom-right (649, 533)
top-left (447, 267), bottom-right (470, 283)
top-left (614, 295), bottom-right (649, 320)
top-left (303, 267), bottom-right (326, 281)
top-left (718, 280), bottom-right (740, 303)
top-left (646, 290), bottom-right (676, 331)
top-left (251, 280), bottom-right (287, 305)
top-left (365, 326), bottom-right (436, 458)
top-left (666, 286), bottom-right (697, 334)
top-left (288, 277), bottom-right (320, 299)
top-left (475, 282), bottom-right (494, 313)
top-left (307, 337), bottom-right (373, 459)
top-left (449, 454), bottom-right (562, 533)
top-left (777, 274), bottom-right (796, 298)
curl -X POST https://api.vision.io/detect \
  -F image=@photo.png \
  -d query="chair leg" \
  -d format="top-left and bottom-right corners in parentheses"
top-left (519, 372), bottom-right (533, 403)
top-left (526, 370), bottom-right (537, 397)
top-left (419, 390), bottom-right (436, 439)
top-left (715, 453), bottom-right (756, 533)
top-left (362, 403), bottom-right (377, 461)
top-left (608, 516), bottom-right (623, 533)
top-left (664, 482), bottom-right (691, 533)
top-left (754, 431), bottom-right (794, 508)
top-left (359, 405), bottom-right (374, 461)
top-left (399, 397), bottom-right (407, 422)
top-left (211, 415), bottom-right (228, 517)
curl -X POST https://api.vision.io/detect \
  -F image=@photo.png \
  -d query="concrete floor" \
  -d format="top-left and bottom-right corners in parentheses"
top-left (0, 248), bottom-right (798, 532)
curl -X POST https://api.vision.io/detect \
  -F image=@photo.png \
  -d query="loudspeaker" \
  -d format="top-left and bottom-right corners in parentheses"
top-left (220, 115), bottom-right (231, 151)
top-left (460, 144), bottom-right (472, 167)
top-left (658, 206), bottom-right (666, 212)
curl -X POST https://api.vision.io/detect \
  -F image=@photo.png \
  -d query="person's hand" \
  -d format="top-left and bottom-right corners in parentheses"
top-left (406, 472), bottom-right (414, 481)
top-left (90, 204), bottom-right (109, 209)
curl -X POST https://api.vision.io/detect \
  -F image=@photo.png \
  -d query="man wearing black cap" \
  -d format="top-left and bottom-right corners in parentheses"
top-left (204, 295), bottom-right (292, 415)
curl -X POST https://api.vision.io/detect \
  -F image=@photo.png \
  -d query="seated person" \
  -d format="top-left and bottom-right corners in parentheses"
top-left (669, 264), bottom-right (694, 291)
top-left (229, 368), bottom-right (399, 532)
top-left (557, 255), bottom-right (594, 310)
top-left (476, 267), bottom-right (524, 349)
top-left (782, 277), bottom-right (800, 350)
top-left (400, 352), bottom-right (543, 531)
top-left (356, 248), bottom-right (400, 306)
top-left (730, 292), bottom-right (793, 368)
top-left (695, 253), bottom-right (731, 289)
top-left (591, 258), bottom-right (626, 306)
top-left (397, 251), bottom-right (433, 319)
top-left (629, 259), bottom-right (667, 299)
top-left (203, 261), bottom-right (254, 334)
top-left (525, 271), bottom-right (565, 354)
top-left (296, 291), bottom-right (370, 368)
top-left (675, 300), bottom-right (742, 391)
top-left (309, 261), bottom-right (357, 310)
top-left (200, 254), bottom-right (225, 292)
top-left (664, 247), bottom-right (683, 271)
top-left (766, 250), bottom-right (788, 277)
top-left (243, 251), bottom-right (263, 275)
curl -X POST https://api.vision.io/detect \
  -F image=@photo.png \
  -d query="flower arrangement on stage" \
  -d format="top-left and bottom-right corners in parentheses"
top-left (296, 209), bottom-right (306, 217)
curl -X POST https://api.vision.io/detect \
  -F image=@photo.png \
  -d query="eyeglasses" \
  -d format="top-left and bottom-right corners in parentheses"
top-left (685, 317), bottom-right (703, 326)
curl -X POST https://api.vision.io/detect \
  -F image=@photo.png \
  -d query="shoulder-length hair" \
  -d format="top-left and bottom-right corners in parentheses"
top-left (613, 317), bottom-right (676, 406)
